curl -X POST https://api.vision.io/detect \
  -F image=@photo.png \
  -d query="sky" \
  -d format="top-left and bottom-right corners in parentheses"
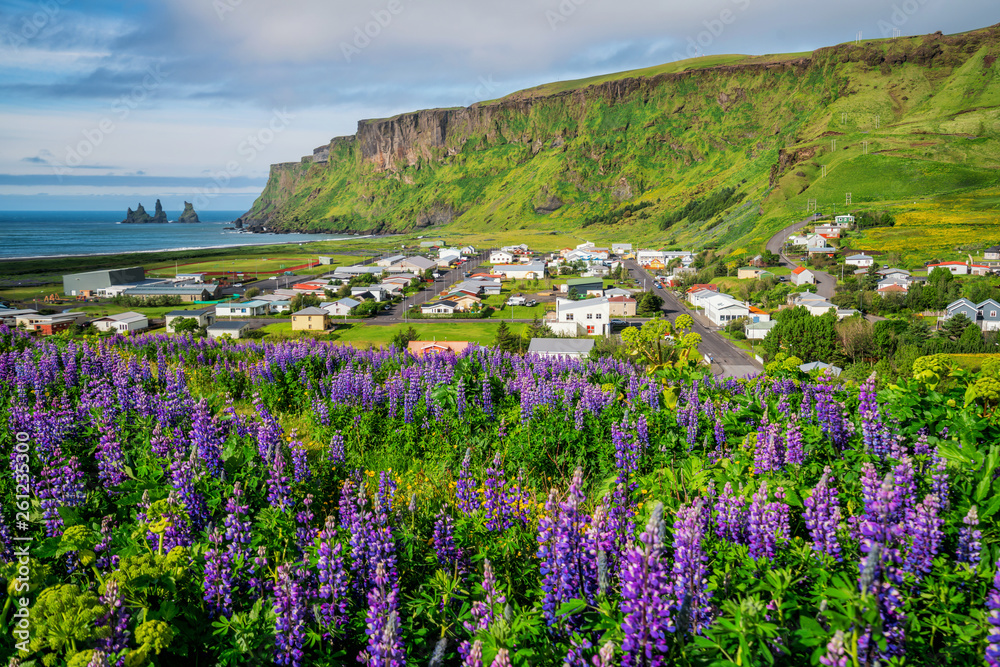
top-left (0, 0), bottom-right (995, 212)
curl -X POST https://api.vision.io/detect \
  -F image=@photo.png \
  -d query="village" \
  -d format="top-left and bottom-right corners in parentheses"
top-left (3, 213), bottom-right (1000, 374)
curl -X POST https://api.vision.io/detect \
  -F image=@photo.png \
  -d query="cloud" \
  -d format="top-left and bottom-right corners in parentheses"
top-left (0, 173), bottom-right (267, 187)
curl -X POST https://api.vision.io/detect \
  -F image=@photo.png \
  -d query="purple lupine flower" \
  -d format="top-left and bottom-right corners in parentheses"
top-left (753, 414), bottom-right (784, 474)
top-left (95, 419), bottom-right (127, 488)
top-left (465, 559), bottom-right (505, 633)
top-left (267, 446), bottom-right (293, 511)
top-left (456, 448), bottom-right (479, 516)
top-left (713, 482), bottom-right (746, 544)
top-left (747, 482), bottom-right (789, 561)
top-left (903, 494), bottom-right (942, 578)
top-left (247, 546), bottom-right (272, 600)
top-left (619, 502), bottom-right (673, 666)
top-left (483, 453), bottom-right (510, 531)
top-left (191, 399), bottom-right (224, 477)
top-left (98, 579), bottom-right (129, 656)
top-left (819, 630), bottom-right (848, 667)
top-left (316, 515), bottom-right (349, 637)
top-left (169, 448), bottom-right (208, 531)
top-left (296, 495), bottom-right (317, 551)
top-left (784, 420), bottom-right (803, 466)
top-left (359, 560), bottom-right (405, 666)
top-left (857, 475), bottom-right (906, 661)
top-left (537, 467), bottom-right (594, 628)
top-left (957, 506), bottom-right (982, 567)
top-left (88, 650), bottom-right (111, 667)
top-left (289, 436), bottom-right (311, 484)
top-left (803, 468), bottom-right (841, 561)
top-left (462, 640), bottom-right (483, 667)
top-left (587, 499), bottom-right (617, 594)
top-left (490, 648), bottom-right (512, 667)
top-left (671, 500), bottom-right (712, 634)
top-left (892, 457), bottom-right (916, 521)
top-left (592, 641), bottom-right (616, 667)
top-left (930, 454), bottom-right (949, 513)
top-left (327, 431), bottom-right (346, 465)
top-left (273, 562), bottom-right (308, 667)
top-left (432, 505), bottom-right (466, 573)
top-left (203, 529), bottom-right (235, 618)
top-left (223, 482), bottom-right (251, 562)
top-left (986, 560), bottom-right (1000, 667)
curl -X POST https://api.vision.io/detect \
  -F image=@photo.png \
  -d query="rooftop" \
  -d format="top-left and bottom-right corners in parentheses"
top-left (527, 339), bottom-right (596, 355)
top-left (293, 307), bottom-right (329, 316)
top-left (208, 321), bottom-right (249, 331)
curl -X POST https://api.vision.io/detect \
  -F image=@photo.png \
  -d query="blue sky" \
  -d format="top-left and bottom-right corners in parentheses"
top-left (0, 0), bottom-right (995, 211)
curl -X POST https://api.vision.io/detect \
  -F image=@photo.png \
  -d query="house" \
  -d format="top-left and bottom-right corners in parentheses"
top-left (805, 234), bottom-right (829, 249)
top-left (267, 300), bottom-right (292, 313)
top-left (970, 264), bottom-right (994, 276)
top-left (16, 311), bottom-right (88, 329)
top-left (833, 214), bottom-right (855, 227)
top-left (351, 286), bottom-right (387, 302)
top-left (799, 361), bottom-right (842, 377)
top-left (737, 267), bottom-right (770, 280)
top-left (791, 266), bottom-right (816, 286)
top-left (34, 320), bottom-right (74, 336)
top-left (687, 284), bottom-right (718, 296)
top-left (394, 256), bottom-right (437, 273)
top-left (216, 300), bottom-right (269, 318)
top-left (421, 300), bottom-right (459, 316)
top-left (942, 298), bottom-right (1000, 331)
top-left (564, 277), bottom-right (604, 297)
top-left (323, 298), bottom-right (361, 317)
top-left (0, 308), bottom-right (38, 325)
top-left (814, 225), bottom-right (842, 238)
top-left (165, 307), bottom-right (216, 330)
top-left (687, 289), bottom-right (718, 309)
top-left (611, 243), bottom-right (633, 255)
top-left (608, 295), bottom-right (637, 317)
top-left (460, 246), bottom-right (476, 255)
top-left (407, 340), bottom-right (471, 356)
top-left (808, 246), bottom-right (838, 257)
top-left (748, 306), bottom-right (771, 323)
top-left (175, 272), bottom-right (205, 283)
top-left (92, 311), bottom-right (148, 333)
top-left (291, 307), bottom-right (330, 331)
top-left (745, 320), bottom-right (778, 340)
top-left (703, 293), bottom-right (749, 327)
top-left (492, 262), bottom-right (546, 280)
top-left (845, 254), bottom-right (875, 268)
top-left (489, 251), bottom-right (514, 264)
top-left (583, 265), bottom-right (610, 278)
top-left (636, 250), bottom-right (665, 266)
top-left (376, 254), bottom-right (406, 267)
top-left (878, 268), bottom-right (910, 278)
top-left (985, 245), bottom-right (1000, 261)
top-left (121, 285), bottom-right (216, 302)
top-left (877, 284), bottom-right (908, 297)
top-left (527, 338), bottom-right (595, 359)
top-left (207, 321), bottom-right (250, 339)
top-left (646, 259), bottom-right (667, 271)
top-left (604, 287), bottom-right (634, 298)
top-left (802, 300), bottom-right (839, 317)
top-left (553, 297), bottom-right (611, 336)
top-left (926, 261), bottom-right (969, 276)
top-left (450, 294), bottom-right (482, 311)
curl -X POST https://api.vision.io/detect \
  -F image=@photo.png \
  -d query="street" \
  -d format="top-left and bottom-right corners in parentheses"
top-left (625, 260), bottom-right (763, 378)
top-left (765, 215), bottom-right (836, 299)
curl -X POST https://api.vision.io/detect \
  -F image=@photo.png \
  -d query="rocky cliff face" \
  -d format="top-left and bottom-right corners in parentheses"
top-left (178, 201), bottom-right (200, 223)
top-left (237, 24), bottom-right (1000, 247)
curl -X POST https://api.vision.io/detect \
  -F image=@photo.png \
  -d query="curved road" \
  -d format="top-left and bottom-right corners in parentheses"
top-left (765, 214), bottom-right (836, 299)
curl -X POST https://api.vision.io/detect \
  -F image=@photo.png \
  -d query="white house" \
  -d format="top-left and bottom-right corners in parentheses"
top-left (985, 245), bottom-right (1000, 261)
top-left (612, 243), bottom-right (633, 255)
top-left (323, 298), bottom-right (360, 317)
top-left (745, 320), bottom-right (777, 340)
top-left (799, 361), bottom-right (842, 377)
top-left (216, 300), bottom-right (269, 318)
top-left (791, 266), bottom-right (816, 285)
top-left (492, 262), bottom-right (546, 280)
top-left (687, 289), bottom-right (718, 309)
top-left (845, 254), bottom-right (875, 268)
top-left (527, 339), bottom-right (595, 359)
top-left (394, 256), bottom-right (437, 273)
top-left (165, 307), bottom-right (215, 329)
top-left (926, 261), bottom-right (969, 276)
top-left (703, 293), bottom-right (749, 326)
top-left (489, 251), bottom-right (514, 264)
top-left (833, 215), bottom-right (855, 227)
top-left (636, 249), bottom-right (665, 266)
top-left (554, 297), bottom-right (611, 336)
top-left (92, 311), bottom-right (148, 333)
top-left (352, 286), bottom-right (387, 302)
top-left (207, 321), bottom-right (250, 339)
top-left (814, 226), bottom-right (842, 238)
top-left (376, 254), bottom-right (406, 267)
top-left (421, 300), bottom-right (458, 316)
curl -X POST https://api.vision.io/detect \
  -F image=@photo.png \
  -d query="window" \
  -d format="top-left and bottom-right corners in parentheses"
top-left (566, 314), bottom-right (573, 321)
top-left (992, 311), bottom-right (997, 318)
top-left (586, 325), bottom-right (595, 334)
top-left (586, 313), bottom-right (593, 320)
top-left (596, 314), bottom-right (602, 320)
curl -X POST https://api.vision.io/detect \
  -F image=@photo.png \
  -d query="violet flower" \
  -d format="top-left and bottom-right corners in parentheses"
top-left (619, 502), bottom-right (673, 666)
top-left (803, 468), bottom-right (841, 561)
top-left (957, 506), bottom-right (982, 567)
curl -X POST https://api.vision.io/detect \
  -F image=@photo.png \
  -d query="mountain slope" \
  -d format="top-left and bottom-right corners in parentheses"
top-left (239, 25), bottom-right (1000, 252)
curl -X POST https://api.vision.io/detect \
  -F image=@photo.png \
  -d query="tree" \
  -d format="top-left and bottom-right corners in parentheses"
top-left (244, 287), bottom-right (261, 299)
top-left (351, 300), bottom-right (381, 318)
top-left (761, 307), bottom-right (842, 364)
top-left (170, 317), bottom-right (199, 334)
top-left (942, 312), bottom-right (974, 340)
top-left (637, 291), bottom-right (663, 316)
top-left (523, 318), bottom-right (554, 343)
top-left (390, 326), bottom-right (419, 350)
top-left (289, 293), bottom-right (321, 312)
top-left (835, 317), bottom-right (874, 365)
top-left (494, 322), bottom-right (518, 353)
top-left (620, 315), bottom-right (701, 370)
top-left (958, 321), bottom-right (985, 353)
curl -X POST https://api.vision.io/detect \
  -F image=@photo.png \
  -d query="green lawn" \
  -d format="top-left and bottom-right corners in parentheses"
top-left (329, 321), bottom-right (508, 347)
top-left (76, 304), bottom-right (186, 319)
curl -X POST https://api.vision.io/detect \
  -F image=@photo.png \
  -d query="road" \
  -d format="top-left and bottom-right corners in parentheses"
top-left (765, 214), bottom-right (837, 300)
top-left (625, 260), bottom-right (763, 378)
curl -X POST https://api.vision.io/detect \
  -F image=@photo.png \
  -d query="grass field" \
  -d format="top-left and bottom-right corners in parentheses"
top-left (76, 304), bottom-right (185, 319)
top-left (329, 321), bottom-right (507, 347)
top-left (144, 253), bottom-right (359, 278)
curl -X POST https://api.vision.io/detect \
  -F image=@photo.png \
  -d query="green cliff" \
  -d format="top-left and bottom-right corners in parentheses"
top-left (238, 25), bottom-right (1000, 251)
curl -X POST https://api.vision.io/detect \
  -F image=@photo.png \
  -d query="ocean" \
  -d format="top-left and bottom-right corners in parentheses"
top-left (0, 211), bottom-right (356, 260)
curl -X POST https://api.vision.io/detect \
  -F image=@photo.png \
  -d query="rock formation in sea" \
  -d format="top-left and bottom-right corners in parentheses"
top-left (121, 199), bottom-right (168, 224)
top-left (178, 201), bottom-right (201, 223)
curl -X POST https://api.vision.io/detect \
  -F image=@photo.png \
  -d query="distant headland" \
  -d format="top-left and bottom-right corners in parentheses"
top-left (121, 199), bottom-right (200, 224)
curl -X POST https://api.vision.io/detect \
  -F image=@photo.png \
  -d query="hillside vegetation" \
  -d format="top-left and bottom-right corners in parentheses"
top-left (241, 25), bottom-right (1000, 254)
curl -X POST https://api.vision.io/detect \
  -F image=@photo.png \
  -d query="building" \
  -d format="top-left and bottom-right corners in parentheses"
top-left (450, 293), bottom-right (482, 311)
top-left (207, 321), bottom-right (250, 339)
top-left (35, 320), bottom-right (74, 336)
top-left (878, 268), bottom-right (910, 278)
top-left (703, 293), bottom-right (750, 326)
top-left (607, 295), bottom-right (637, 317)
top-left (833, 215), bottom-right (855, 227)
top-left (814, 225), bottom-right (842, 238)
top-left (737, 267), bottom-right (772, 280)
top-left (323, 298), bottom-right (360, 317)
top-left (985, 245), bottom-right (1000, 261)
top-left (351, 286), bottom-right (387, 302)
top-left (553, 297), bottom-right (611, 336)
top-left (926, 261), bottom-right (969, 276)
top-left (970, 264), bottom-right (994, 276)
top-left (421, 300), bottom-right (458, 316)
top-left (799, 361), bottom-right (842, 377)
top-left (63, 267), bottom-right (145, 296)
top-left (92, 311), bottom-right (148, 333)
top-left (175, 272), bottom-right (205, 282)
top-left (217, 300), bottom-right (269, 318)
top-left (748, 306), bottom-right (770, 323)
top-left (394, 256), bottom-right (437, 273)
top-left (845, 254), bottom-right (875, 268)
top-left (527, 338), bottom-right (595, 359)
top-left (165, 307), bottom-right (216, 330)
top-left (687, 289), bottom-right (718, 309)
top-left (492, 262), bottom-right (546, 280)
top-left (791, 266), bottom-right (816, 286)
top-left (407, 340), bottom-right (471, 356)
top-left (565, 277), bottom-right (604, 296)
top-left (291, 307), bottom-right (330, 331)
top-left (877, 284), bottom-right (908, 297)
top-left (611, 243), bottom-right (633, 255)
top-left (745, 320), bottom-right (777, 340)
top-left (376, 254), bottom-right (406, 267)
top-left (0, 309), bottom-right (38, 325)
top-left (489, 251), bottom-right (514, 264)
top-left (636, 250), bottom-right (664, 266)
top-left (121, 285), bottom-right (217, 302)
top-left (942, 298), bottom-right (1000, 331)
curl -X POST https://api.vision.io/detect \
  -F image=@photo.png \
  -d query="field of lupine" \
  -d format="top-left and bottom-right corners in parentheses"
top-left (1, 324), bottom-right (1000, 667)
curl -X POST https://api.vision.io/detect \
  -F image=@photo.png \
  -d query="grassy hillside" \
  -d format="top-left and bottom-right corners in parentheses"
top-left (241, 25), bottom-right (1000, 255)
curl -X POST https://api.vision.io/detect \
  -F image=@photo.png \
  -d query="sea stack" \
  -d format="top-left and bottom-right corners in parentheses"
top-left (121, 199), bottom-right (168, 223)
top-left (178, 201), bottom-right (201, 223)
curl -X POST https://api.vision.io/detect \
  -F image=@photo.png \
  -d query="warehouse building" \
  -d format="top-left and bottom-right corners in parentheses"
top-left (63, 267), bottom-right (146, 296)
top-left (122, 285), bottom-right (218, 302)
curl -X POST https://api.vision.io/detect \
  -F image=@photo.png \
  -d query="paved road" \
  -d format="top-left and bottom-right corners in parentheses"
top-left (625, 260), bottom-right (762, 378)
top-left (765, 215), bottom-right (837, 300)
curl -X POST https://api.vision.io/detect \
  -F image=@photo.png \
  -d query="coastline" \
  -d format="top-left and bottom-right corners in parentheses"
top-left (1, 235), bottom-right (376, 262)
